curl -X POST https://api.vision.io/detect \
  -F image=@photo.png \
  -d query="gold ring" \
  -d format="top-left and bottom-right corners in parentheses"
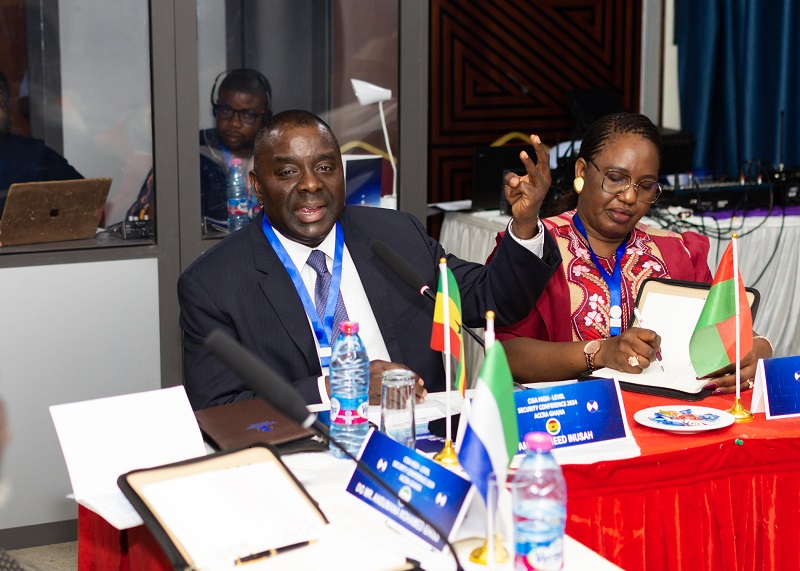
top-left (628, 354), bottom-right (640, 368)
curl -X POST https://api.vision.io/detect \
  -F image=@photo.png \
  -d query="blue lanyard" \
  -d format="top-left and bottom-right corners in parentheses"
top-left (572, 213), bottom-right (627, 336)
top-left (261, 217), bottom-right (345, 366)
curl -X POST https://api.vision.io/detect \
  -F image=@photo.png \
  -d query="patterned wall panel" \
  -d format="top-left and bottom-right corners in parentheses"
top-left (429, 0), bottom-right (642, 208)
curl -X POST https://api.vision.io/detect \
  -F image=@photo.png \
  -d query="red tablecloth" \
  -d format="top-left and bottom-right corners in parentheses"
top-left (78, 390), bottom-right (800, 571)
top-left (564, 390), bottom-right (800, 571)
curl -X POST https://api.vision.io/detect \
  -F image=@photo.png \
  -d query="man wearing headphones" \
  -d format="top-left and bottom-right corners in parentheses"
top-left (127, 68), bottom-right (272, 224)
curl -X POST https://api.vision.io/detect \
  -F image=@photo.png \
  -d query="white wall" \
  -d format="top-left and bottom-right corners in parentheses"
top-left (59, 0), bottom-right (153, 225)
top-left (0, 258), bottom-right (161, 529)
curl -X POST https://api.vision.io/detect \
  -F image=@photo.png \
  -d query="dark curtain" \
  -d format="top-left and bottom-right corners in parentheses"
top-left (676, 0), bottom-right (799, 178)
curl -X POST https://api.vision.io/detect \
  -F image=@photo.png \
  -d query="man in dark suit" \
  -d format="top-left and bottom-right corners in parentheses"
top-left (178, 110), bottom-right (560, 410)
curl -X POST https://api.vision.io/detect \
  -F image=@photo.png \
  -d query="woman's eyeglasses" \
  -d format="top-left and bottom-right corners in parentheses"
top-left (587, 158), bottom-right (662, 204)
top-left (213, 103), bottom-right (265, 125)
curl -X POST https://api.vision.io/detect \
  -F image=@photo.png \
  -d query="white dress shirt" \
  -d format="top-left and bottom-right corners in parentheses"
top-left (272, 217), bottom-right (545, 401)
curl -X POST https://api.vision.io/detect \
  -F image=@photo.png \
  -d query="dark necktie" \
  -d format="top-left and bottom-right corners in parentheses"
top-left (307, 249), bottom-right (349, 340)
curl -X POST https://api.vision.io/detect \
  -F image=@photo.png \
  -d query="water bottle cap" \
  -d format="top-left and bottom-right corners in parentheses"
top-left (230, 158), bottom-right (242, 166)
top-left (339, 321), bottom-right (359, 334)
top-left (524, 432), bottom-right (554, 452)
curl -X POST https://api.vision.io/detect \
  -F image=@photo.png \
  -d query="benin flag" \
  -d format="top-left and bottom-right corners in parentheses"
top-left (689, 241), bottom-right (753, 377)
top-left (430, 265), bottom-right (466, 395)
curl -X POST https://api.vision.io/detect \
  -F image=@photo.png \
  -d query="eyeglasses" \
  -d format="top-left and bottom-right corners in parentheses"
top-left (213, 103), bottom-right (265, 125)
top-left (587, 159), bottom-right (662, 204)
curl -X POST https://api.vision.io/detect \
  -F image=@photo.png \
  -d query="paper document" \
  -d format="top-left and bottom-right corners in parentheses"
top-left (598, 361), bottom-right (706, 394)
top-left (596, 292), bottom-right (708, 393)
top-left (141, 461), bottom-right (326, 568)
top-left (50, 386), bottom-right (207, 529)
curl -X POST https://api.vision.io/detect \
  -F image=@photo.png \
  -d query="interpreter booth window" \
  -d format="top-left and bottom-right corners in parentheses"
top-left (195, 0), bottom-right (399, 239)
top-left (0, 0), bottom-right (154, 252)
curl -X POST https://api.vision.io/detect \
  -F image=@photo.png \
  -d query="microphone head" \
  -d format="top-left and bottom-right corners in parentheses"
top-left (204, 329), bottom-right (315, 428)
top-left (371, 241), bottom-right (429, 295)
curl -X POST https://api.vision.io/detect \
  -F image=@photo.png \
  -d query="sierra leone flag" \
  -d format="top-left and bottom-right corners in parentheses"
top-left (457, 341), bottom-right (518, 502)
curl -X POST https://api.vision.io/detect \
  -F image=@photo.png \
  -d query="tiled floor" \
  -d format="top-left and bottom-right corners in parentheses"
top-left (8, 541), bottom-right (77, 571)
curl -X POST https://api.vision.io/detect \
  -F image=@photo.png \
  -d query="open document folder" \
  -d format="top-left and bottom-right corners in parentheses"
top-left (50, 386), bottom-right (208, 529)
top-left (593, 278), bottom-right (759, 400)
top-left (119, 444), bottom-right (413, 571)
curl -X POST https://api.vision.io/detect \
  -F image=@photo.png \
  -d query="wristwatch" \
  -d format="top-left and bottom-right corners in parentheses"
top-left (583, 339), bottom-right (602, 371)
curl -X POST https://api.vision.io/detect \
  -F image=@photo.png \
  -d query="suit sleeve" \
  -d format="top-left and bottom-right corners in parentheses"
top-left (393, 211), bottom-right (561, 329)
top-left (179, 268), bottom-right (326, 409)
top-left (455, 229), bottom-right (560, 327)
top-left (178, 271), bottom-right (258, 410)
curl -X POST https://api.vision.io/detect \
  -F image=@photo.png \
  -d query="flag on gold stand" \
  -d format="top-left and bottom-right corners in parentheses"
top-left (430, 262), bottom-right (466, 396)
top-left (689, 240), bottom-right (753, 378)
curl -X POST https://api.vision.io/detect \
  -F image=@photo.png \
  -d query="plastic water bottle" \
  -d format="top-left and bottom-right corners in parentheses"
top-left (328, 321), bottom-right (370, 459)
top-left (511, 432), bottom-right (567, 571)
top-left (226, 158), bottom-right (249, 232)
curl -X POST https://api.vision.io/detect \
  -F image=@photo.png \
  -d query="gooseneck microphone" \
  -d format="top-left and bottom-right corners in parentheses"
top-left (371, 241), bottom-right (485, 348)
top-left (204, 330), bottom-right (464, 570)
top-left (205, 329), bottom-right (319, 430)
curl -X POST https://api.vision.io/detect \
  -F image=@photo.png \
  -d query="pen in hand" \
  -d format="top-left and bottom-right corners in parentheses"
top-left (633, 308), bottom-right (665, 371)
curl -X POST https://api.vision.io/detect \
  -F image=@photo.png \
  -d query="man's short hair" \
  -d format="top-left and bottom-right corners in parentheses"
top-left (253, 110), bottom-right (340, 172)
top-left (256, 110), bottom-right (339, 147)
top-left (216, 68), bottom-right (272, 114)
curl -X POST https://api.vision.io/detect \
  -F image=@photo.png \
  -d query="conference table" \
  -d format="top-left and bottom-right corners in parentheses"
top-left (77, 387), bottom-right (800, 571)
top-left (439, 207), bottom-right (800, 385)
top-left (77, 435), bottom-right (620, 571)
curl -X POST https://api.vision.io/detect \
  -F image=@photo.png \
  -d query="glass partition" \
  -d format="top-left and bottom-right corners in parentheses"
top-left (194, 0), bottom-right (399, 238)
top-left (0, 0), bottom-right (153, 247)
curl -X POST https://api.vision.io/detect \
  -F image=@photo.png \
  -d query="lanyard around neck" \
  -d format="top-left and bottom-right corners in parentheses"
top-left (261, 217), bottom-right (344, 366)
top-left (572, 213), bottom-right (627, 336)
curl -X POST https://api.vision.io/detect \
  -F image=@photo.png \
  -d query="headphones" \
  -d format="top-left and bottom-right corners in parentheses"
top-left (210, 69), bottom-right (273, 122)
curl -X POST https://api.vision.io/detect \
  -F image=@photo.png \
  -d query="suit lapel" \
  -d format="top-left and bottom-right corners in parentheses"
top-left (340, 211), bottom-right (405, 363)
top-left (248, 218), bottom-right (319, 373)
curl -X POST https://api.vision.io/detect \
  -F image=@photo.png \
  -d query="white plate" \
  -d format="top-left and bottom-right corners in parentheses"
top-left (634, 405), bottom-right (735, 434)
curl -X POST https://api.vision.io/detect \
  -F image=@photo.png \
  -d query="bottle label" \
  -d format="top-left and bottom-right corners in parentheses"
top-left (330, 397), bottom-right (369, 425)
top-left (227, 197), bottom-right (249, 216)
top-left (515, 536), bottom-right (563, 571)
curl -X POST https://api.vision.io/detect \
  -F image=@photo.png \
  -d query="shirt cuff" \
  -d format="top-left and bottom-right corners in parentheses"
top-left (316, 375), bottom-right (331, 405)
top-left (507, 219), bottom-right (545, 258)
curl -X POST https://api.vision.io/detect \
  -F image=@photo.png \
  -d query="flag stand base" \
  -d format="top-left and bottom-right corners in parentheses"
top-left (433, 439), bottom-right (460, 467)
top-left (469, 534), bottom-right (508, 565)
top-left (727, 398), bottom-right (753, 422)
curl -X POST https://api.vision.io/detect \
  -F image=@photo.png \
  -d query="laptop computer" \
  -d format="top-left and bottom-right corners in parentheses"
top-left (0, 178), bottom-right (111, 247)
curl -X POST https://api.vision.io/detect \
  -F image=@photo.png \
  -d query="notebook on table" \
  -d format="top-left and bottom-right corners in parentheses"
top-left (194, 397), bottom-right (323, 453)
top-left (0, 178), bottom-right (111, 247)
top-left (591, 278), bottom-right (760, 401)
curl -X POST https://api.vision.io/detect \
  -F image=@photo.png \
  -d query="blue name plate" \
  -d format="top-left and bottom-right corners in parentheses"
top-left (752, 356), bottom-right (800, 419)
top-left (515, 378), bottom-right (628, 449)
top-left (346, 429), bottom-right (473, 551)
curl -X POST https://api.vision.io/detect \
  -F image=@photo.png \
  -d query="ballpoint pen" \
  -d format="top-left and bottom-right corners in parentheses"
top-left (633, 307), bottom-right (665, 371)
